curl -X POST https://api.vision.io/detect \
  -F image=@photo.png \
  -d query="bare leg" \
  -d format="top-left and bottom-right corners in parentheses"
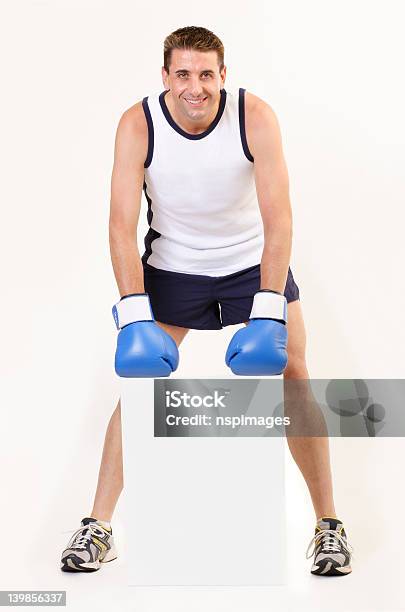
top-left (90, 323), bottom-right (189, 521)
top-left (283, 301), bottom-right (337, 520)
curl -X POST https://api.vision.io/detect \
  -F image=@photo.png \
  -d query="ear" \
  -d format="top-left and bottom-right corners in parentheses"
top-left (220, 65), bottom-right (227, 87)
top-left (162, 66), bottom-right (169, 89)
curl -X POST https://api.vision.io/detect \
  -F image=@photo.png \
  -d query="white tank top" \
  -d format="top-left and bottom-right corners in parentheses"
top-left (141, 88), bottom-right (264, 276)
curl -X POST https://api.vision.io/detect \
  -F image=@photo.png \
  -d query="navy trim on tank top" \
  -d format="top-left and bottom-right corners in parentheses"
top-left (142, 97), bottom-right (154, 167)
top-left (238, 88), bottom-right (254, 162)
top-left (158, 89), bottom-right (227, 140)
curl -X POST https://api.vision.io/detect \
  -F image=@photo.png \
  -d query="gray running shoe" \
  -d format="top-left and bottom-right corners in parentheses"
top-left (306, 517), bottom-right (353, 576)
top-left (61, 517), bottom-right (117, 572)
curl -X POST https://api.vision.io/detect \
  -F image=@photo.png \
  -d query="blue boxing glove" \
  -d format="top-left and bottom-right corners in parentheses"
top-left (112, 293), bottom-right (179, 377)
top-left (225, 290), bottom-right (288, 376)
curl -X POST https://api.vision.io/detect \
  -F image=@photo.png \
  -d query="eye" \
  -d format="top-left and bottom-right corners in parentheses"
top-left (201, 72), bottom-right (212, 78)
top-left (177, 73), bottom-right (188, 78)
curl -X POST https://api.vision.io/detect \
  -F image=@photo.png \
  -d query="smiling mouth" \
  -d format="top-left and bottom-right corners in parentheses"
top-left (184, 97), bottom-right (207, 106)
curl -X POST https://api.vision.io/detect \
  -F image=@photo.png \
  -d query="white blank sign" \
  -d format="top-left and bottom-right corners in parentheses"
top-left (121, 378), bottom-right (286, 586)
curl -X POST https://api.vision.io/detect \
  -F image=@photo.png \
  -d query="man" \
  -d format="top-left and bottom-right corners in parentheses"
top-left (61, 26), bottom-right (353, 577)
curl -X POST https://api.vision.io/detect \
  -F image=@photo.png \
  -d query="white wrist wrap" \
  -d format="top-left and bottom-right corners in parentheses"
top-left (112, 294), bottom-right (154, 329)
top-left (249, 291), bottom-right (288, 323)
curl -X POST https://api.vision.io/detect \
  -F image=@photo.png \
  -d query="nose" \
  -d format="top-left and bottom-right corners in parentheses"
top-left (188, 76), bottom-right (203, 97)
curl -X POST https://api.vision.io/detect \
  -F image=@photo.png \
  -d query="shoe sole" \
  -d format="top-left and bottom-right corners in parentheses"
top-left (61, 549), bottom-right (118, 572)
top-left (311, 561), bottom-right (352, 576)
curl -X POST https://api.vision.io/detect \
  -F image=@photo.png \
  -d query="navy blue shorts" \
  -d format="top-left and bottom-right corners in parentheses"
top-left (143, 263), bottom-right (300, 330)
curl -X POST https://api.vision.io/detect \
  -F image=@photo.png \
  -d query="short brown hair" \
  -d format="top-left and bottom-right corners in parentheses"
top-left (163, 26), bottom-right (224, 72)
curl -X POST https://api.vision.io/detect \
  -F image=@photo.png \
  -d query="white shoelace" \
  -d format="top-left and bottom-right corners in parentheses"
top-left (306, 529), bottom-right (354, 560)
top-left (64, 523), bottom-right (108, 550)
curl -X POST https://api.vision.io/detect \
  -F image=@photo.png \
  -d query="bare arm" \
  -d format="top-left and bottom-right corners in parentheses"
top-left (109, 102), bottom-right (148, 297)
top-left (245, 93), bottom-right (292, 293)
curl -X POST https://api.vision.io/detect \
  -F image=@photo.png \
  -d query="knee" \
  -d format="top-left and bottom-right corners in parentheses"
top-left (284, 354), bottom-right (309, 379)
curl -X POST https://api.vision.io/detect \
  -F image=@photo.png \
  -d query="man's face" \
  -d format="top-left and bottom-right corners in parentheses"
top-left (162, 48), bottom-right (226, 123)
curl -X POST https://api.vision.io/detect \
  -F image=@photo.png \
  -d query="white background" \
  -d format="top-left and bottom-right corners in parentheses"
top-left (0, 1), bottom-right (404, 610)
